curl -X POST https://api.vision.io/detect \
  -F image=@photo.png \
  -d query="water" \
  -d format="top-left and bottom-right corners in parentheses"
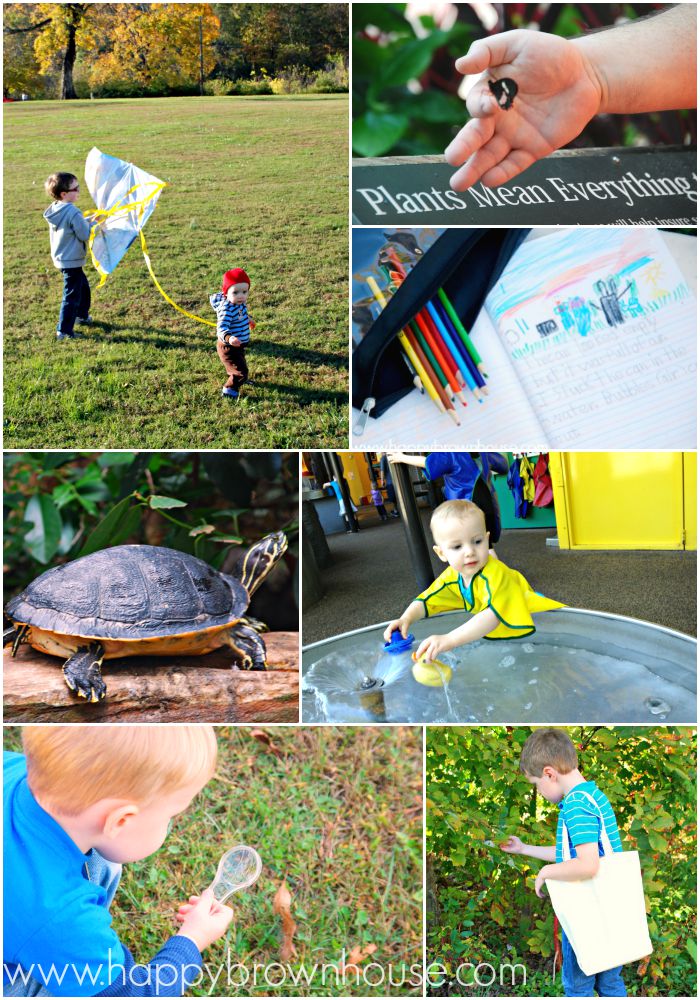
top-left (302, 620), bottom-right (696, 723)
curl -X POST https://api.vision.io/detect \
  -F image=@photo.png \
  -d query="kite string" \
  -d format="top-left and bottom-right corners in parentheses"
top-left (140, 231), bottom-right (216, 328)
top-left (84, 185), bottom-right (216, 328)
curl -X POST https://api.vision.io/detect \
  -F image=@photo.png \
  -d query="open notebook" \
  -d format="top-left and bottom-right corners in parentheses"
top-left (352, 228), bottom-right (696, 450)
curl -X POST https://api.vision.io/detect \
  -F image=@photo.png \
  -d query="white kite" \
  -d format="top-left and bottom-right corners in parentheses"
top-left (83, 147), bottom-right (215, 326)
top-left (84, 147), bottom-right (166, 285)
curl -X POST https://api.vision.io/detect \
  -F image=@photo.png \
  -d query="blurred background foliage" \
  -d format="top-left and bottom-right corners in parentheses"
top-left (426, 726), bottom-right (697, 997)
top-left (353, 3), bottom-right (697, 158)
top-left (4, 452), bottom-right (299, 630)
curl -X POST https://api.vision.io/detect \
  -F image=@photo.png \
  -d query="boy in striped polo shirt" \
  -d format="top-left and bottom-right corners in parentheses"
top-left (210, 267), bottom-right (255, 400)
top-left (501, 728), bottom-right (627, 997)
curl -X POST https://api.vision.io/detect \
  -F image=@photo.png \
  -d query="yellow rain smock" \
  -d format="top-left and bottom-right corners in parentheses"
top-left (415, 557), bottom-right (565, 640)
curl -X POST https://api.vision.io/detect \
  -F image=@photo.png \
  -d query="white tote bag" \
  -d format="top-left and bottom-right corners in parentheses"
top-left (545, 790), bottom-right (653, 976)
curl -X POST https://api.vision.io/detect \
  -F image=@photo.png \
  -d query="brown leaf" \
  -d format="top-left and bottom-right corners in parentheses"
top-left (250, 728), bottom-right (283, 758)
top-left (319, 820), bottom-right (337, 860)
top-left (341, 942), bottom-right (377, 974)
top-left (273, 880), bottom-right (297, 962)
top-left (637, 955), bottom-right (651, 976)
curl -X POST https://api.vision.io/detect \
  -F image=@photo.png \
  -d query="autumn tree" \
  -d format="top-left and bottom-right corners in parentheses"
top-left (3, 3), bottom-right (96, 99)
top-left (87, 3), bottom-right (219, 95)
top-left (214, 3), bottom-right (348, 78)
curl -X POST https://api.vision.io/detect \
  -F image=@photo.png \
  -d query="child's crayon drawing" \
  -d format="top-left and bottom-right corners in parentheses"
top-left (486, 228), bottom-right (691, 360)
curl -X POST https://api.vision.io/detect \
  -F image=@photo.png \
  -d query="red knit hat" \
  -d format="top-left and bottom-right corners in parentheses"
top-left (222, 268), bottom-right (251, 294)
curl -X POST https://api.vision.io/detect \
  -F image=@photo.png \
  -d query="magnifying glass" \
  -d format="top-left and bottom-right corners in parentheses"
top-left (209, 845), bottom-right (262, 903)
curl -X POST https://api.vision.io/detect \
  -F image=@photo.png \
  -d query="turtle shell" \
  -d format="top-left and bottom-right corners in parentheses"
top-left (5, 545), bottom-right (249, 641)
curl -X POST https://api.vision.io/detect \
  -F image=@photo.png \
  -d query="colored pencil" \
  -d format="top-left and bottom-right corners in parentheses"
top-left (434, 298), bottom-right (488, 393)
top-left (437, 287), bottom-right (489, 378)
top-left (413, 311), bottom-right (467, 406)
top-left (426, 300), bottom-right (484, 403)
top-left (366, 275), bottom-right (450, 422)
top-left (405, 327), bottom-right (461, 425)
top-left (387, 268), bottom-right (467, 408)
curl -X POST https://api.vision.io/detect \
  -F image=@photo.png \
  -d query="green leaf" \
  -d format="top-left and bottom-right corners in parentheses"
top-left (97, 452), bottom-right (137, 467)
top-left (189, 524), bottom-right (216, 537)
top-left (148, 495), bottom-right (188, 510)
top-left (78, 495), bottom-right (142, 558)
top-left (686, 938), bottom-right (697, 964)
top-left (353, 4), bottom-right (412, 35)
top-left (353, 36), bottom-right (391, 78)
top-left (410, 88), bottom-right (466, 123)
top-left (23, 494), bottom-right (62, 564)
top-left (376, 32), bottom-right (449, 90)
top-left (647, 830), bottom-right (667, 852)
top-left (353, 110), bottom-right (409, 157)
top-left (52, 483), bottom-right (77, 510)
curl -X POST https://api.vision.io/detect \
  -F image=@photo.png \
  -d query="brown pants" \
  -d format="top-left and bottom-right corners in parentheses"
top-left (217, 341), bottom-right (249, 391)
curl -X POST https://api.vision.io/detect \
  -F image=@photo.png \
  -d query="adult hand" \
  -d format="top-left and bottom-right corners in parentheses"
top-left (445, 30), bottom-right (602, 190)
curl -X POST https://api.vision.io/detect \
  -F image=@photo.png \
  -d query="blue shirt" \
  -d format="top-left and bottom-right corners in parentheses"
top-left (556, 780), bottom-right (623, 862)
top-left (423, 452), bottom-right (507, 501)
top-left (3, 752), bottom-right (201, 997)
top-left (210, 293), bottom-right (251, 345)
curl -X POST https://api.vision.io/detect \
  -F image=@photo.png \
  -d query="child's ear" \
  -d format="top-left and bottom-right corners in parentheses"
top-left (103, 802), bottom-right (139, 839)
top-left (433, 544), bottom-right (447, 563)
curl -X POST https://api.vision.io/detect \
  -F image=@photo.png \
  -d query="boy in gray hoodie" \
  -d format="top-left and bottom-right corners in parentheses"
top-left (43, 171), bottom-right (94, 340)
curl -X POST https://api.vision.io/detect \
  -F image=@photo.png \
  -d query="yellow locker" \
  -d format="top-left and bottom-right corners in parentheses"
top-left (551, 453), bottom-right (694, 550)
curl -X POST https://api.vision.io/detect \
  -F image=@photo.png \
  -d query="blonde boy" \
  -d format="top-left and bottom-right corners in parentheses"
top-left (4, 725), bottom-right (232, 998)
top-left (500, 728), bottom-right (626, 996)
top-left (384, 500), bottom-right (563, 661)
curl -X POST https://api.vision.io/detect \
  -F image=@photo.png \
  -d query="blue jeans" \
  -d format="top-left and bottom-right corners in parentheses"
top-left (3, 850), bottom-right (121, 997)
top-left (57, 267), bottom-right (91, 335)
top-left (562, 930), bottom-right (627, 997)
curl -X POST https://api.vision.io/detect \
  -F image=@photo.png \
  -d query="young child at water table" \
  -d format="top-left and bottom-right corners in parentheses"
top-left (500, 728), bottom-right (627, 997)
top-left (44, 171), bottom-right (95, 340)
top-left (210, 267), bottom-right (255, 400)
top-left (4, 725), bottom-right (232, 998)
top-left (383, 499), bottom-right (564, 662)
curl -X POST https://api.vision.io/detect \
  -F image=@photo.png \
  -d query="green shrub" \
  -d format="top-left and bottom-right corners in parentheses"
top-left (203, 78), bottom-right (238, 97)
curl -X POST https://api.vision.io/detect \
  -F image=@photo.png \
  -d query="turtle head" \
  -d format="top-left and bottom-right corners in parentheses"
top-left (239, 531), bottom-right (288, 596)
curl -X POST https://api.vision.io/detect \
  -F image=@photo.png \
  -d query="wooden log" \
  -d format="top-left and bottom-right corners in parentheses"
top-left (3, 632), bottom-right (299, 724)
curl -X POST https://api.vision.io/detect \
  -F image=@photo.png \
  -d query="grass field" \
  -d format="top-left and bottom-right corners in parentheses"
top-left (4, 726), bottom-right (423, 997)
top-left (3, 96), bottom-right (348, 449)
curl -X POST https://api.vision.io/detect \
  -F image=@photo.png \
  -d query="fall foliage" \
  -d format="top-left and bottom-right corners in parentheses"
top-left (3, 3), bottom-right (348, 99)
top-left (427, 727), bottom-right (697, 996)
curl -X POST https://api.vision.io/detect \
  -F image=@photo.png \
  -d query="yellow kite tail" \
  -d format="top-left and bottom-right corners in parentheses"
top-left (84, 182), bottom-right (216, 328)
top-left (139, 232), bottom-right (216, 328)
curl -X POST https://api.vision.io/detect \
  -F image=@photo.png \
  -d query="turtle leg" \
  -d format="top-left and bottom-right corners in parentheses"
top-left (225, 623), bottom-right (267, 671)
top-left (4, 623), bottom-right (29, 657)
top-left (63, 643), bottom-right (107, 703)
top-left (239, 615), bottom-right (269, 634)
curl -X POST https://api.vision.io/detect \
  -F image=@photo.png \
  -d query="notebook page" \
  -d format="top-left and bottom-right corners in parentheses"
top-left (351, 306), bottom-right (544, 449)
top-left (484, 228), bottom-right (696, 449)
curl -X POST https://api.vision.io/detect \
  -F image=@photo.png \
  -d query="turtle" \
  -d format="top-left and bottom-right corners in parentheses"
top-left (3, 531), bottom-right (288, 703)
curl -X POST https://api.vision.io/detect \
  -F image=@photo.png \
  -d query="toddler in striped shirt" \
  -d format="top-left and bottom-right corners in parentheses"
top-left (210, 267), bottom-right (255, 400)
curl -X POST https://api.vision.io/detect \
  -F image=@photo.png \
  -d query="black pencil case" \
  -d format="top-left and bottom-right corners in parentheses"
top-left (352, 228), bottom-right (530, 425)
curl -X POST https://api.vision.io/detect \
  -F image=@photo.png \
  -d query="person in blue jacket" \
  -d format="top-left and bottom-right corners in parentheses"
top-left (4, 725), bottom-right (232, 998)
top-left (388, 451), bottom-right (508, 545)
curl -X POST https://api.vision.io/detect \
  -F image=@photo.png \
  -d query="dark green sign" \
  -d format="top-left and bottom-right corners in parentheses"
top-left (352, 147), bottom-right (697, 226)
